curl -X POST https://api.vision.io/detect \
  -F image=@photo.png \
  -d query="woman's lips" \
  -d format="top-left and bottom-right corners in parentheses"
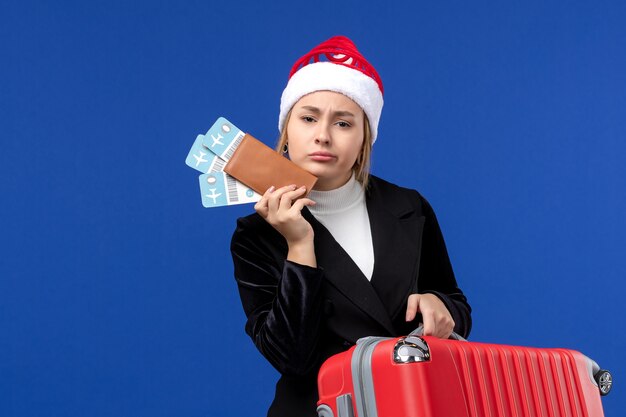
top-left (309, 152), bottom-right (336, 162)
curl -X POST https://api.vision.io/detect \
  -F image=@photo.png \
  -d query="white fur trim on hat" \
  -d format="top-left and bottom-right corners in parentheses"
top-left (279, 62), bottom-right (384, 143)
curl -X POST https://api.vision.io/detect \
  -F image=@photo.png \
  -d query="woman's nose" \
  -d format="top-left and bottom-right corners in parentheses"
top-left (315, 123), bottom-right (331, 145)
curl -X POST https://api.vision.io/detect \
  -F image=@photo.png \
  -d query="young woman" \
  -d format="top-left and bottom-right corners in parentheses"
top-left (231, 36), bottom-right (472, 417)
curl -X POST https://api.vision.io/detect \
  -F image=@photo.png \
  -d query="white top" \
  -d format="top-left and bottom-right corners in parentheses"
top-left (308, 175), bottom-right (375, 280)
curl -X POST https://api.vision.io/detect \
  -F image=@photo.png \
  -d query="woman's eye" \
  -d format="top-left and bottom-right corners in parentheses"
top-left (302, 116), bottom-right (316, 123)
top-left (336, 121), bottom-right (351, 128)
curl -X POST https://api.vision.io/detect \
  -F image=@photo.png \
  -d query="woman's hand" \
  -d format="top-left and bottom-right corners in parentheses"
top-left (405, 293), bottom-right (455, 339)
top-left (254, 185), bottom-right (317, 266)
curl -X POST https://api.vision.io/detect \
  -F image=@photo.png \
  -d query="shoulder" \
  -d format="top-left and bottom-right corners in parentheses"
top-left (367, 175), bottom-right (422, 196)
top-left (366, 175), bottom-right (430, 215)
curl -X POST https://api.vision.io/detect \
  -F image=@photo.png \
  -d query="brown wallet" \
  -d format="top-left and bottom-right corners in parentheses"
top-left (224, 134), bottom-right (318, 196)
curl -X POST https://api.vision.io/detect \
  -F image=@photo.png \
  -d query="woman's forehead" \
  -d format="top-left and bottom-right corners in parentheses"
top-left (294, 91), bottom-right (364, 114)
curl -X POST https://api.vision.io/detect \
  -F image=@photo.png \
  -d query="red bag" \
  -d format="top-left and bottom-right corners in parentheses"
top-left (317, 329), bottom-right (612, 417)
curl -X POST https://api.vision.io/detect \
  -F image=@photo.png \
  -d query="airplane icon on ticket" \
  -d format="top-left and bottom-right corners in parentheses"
top-left (192, 150), bottom-right (209, 167)
top-left (210, 133), bottom-right (224, 148)
top-left (205, 188), bottom-right (222, 205)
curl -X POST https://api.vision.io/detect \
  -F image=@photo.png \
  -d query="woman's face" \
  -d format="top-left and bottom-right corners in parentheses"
top-left (286, 91), bottom-right (365, 191)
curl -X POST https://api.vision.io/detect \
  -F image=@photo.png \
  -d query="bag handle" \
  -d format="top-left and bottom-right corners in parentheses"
top-left (409, 325), bottom-right (467, 342)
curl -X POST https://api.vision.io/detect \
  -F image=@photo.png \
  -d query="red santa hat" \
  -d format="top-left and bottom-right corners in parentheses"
top-left (279, 36), bottom-right (384, 143)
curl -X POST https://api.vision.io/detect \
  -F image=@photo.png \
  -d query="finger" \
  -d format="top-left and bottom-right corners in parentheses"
top-left (285, 186), bottom-right (313, 211)
top-left (260, 185), bottom-right (278, 214)
top-left (254, 186), bottom-right (275, 216)
top-left (268, 184), bottom-right (297, 214)
top-left (433, 317), bottom-right (448, 339)
top-left (421, 310), bottom-right (436, 336)
top-left (279, 186), bottom-right (307, 211)
top-left (438, 328), bottom-right (452, 339)
top-left (290, 197), bottom-right (316, 213)
top-left (439, 317), bottom-right (455, 339)
top-left (405, 294), bottom-right (420, 322)
top-left (254, 204), bottom-right (268, 218)
top-left (431, 313), bottom-right (453, 339)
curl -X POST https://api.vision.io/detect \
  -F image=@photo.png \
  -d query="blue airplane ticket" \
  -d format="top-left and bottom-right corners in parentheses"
top-left (187, 116), bottom-right (262, 208)
top-left (201, 117), bottom-right (246, 162)
top-left (185, 134), bottom-right (227, 174)
top-left (198, 172), bottom-right (260, 208)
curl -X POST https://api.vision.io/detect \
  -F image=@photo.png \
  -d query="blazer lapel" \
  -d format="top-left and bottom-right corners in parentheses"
top-left (366, 177), bottom-right (426, 323)
top-left (302, 208), bottom-right (396, 335)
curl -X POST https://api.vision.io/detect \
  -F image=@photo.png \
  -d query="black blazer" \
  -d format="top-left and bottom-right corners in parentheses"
top-left (231, 175), bottom-right (472, 417)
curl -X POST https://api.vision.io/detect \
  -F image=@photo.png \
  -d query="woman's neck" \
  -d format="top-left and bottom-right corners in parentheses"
top-left (312, 171), bottom-right (353, 191)
top-left (308, 174), bottom-right (362, 215)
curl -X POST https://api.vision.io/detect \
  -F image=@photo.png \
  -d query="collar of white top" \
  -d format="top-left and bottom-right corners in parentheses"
top-left (308, 174), bottom-right (364, 215)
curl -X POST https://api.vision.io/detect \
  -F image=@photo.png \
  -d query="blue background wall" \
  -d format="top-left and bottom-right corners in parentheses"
top-left (1, 1), bottom-right (624, 416)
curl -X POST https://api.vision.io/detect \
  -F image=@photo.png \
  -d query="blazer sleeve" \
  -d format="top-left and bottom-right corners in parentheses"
top-left (415, 193), bottom-right (473, 339)
top-left (230, 216), bottom-right (326, 376)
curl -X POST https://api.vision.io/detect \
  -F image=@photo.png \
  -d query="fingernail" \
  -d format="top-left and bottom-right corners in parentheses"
top-left (267, 186), bottom-right (275, 193)
top-left (290, 184), bottom-right (297, 189)
top-left (299, 186), bottom-right (306, 190)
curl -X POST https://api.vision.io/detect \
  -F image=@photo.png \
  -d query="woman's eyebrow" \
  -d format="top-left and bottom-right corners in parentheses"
top-left (299, 105), bottom-right (355, 118)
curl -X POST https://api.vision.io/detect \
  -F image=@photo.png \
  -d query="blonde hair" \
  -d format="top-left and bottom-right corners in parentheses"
top-left (275, 111), bottom-right (373, 189)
